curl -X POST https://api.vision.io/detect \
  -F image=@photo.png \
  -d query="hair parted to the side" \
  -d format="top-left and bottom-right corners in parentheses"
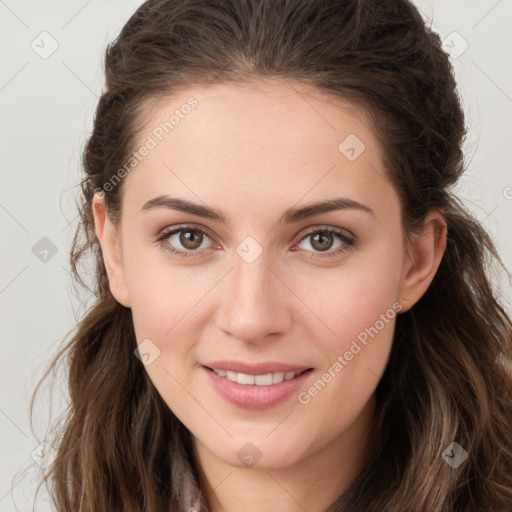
top-left (26, 0), bottom-right (512, 511)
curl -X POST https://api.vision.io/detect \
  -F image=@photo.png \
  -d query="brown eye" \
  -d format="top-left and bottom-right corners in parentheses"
top-left (179, 229), bottom-right (203, 250)
top-left (157, 225), bottom-right (215, 257)
top-left (295, 227), bottom-right (355, 258)
top-left (310, 231), bottom-right (334, 252)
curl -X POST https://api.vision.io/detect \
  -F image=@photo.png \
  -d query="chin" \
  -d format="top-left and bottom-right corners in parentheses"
top-left (206, 437), bottom-right (307, 471)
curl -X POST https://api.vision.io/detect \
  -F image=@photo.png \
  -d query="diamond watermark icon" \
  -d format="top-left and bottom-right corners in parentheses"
top-left (442, 31), bottom-right (469, 59)
top-left (31, 31), bottom-right (59, 59)
top-left (31, 441), bottom-right (57, 469)
top-left (236, 236), bottom-right (263, 264)
top-left (32, 237), bottom-right (58, 263)
top-left (134, 338), bottom-right (161, 366)
top-left (237, 442), bottom-right (262, 468)
top-left (441, 441), bottom-right (468, 469)
top-left (338, 134), bottom-right (366, 161)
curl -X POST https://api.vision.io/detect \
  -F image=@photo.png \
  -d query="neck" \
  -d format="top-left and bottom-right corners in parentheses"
top-left (192, 396), bottom-right (379, 512)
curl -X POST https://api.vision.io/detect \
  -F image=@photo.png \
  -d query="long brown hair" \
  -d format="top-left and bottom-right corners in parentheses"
top-left (27, 0), bottom-right (512, 510)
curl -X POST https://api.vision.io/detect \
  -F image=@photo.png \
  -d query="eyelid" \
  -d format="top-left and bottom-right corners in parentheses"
top-left (156, 222), bottom-right (218, 243)
top-left (295, 224), bottom-right (355, 243)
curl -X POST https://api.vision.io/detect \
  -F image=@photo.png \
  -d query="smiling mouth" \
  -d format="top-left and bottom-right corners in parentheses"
top-left (204, 367), bottom-right (313, 386)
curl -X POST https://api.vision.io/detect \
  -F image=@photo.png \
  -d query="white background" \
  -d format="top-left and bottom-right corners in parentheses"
top-left (1, 1), bottom-right (511, 510)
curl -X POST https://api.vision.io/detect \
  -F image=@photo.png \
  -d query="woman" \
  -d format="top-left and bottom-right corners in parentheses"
top-left (30, 0), bottom-right (512, 510)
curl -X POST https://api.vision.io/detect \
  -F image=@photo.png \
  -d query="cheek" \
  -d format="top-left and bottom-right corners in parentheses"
top-left (300, 279), bottom-right (398, 391)
top-left (122, 232), bottom-right (212, 335)
top-left (126, 264), bottom-right (206, 409)
top-left (291, 247), bottom-right (402, 414)
top-left (298, 250), bottom-right (403, 345)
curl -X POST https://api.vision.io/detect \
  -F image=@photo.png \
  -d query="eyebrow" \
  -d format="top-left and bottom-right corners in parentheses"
top-left (141, 195), bottom-right (375, 225)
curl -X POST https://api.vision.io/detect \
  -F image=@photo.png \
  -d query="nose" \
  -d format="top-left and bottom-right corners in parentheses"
top-left (215, 252), bottom-right (293, 345)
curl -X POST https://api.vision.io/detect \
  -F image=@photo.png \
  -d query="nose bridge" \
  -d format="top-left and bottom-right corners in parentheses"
top-left (216, 246), bottom-right (291, 343)
top-left (232, 252), bottom-right (273, 305)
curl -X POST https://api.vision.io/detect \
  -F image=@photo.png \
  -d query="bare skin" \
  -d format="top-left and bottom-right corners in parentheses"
top-left (93, 79), bottom-right (446, 512)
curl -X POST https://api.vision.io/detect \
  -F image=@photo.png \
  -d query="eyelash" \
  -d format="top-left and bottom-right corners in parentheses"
top-left (155, 224), bottom-right (355, 260)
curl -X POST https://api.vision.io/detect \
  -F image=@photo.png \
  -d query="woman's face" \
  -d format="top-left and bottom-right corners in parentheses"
top-left (94, 80), bottom-right (436, 473)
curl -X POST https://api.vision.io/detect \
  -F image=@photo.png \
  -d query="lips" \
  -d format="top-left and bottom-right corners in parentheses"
top-left (202, 360), bottom-right (314, 409)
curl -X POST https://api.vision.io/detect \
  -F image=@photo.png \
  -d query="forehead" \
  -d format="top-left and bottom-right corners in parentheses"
top-left (136, 79), bottom-right (372, 153)
top-left (121, 80), bottom-right (396, 218)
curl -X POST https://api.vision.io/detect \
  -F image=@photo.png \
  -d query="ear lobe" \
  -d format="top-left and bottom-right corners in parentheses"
top-left (92, 192), bottom-right (131, 307)
top-left (399, 210), bottom-right (447, 313)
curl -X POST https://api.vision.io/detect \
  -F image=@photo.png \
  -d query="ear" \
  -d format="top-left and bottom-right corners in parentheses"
top-left (398, 209), bottom-right (447, 313)
top-left (92, 192), bottom-right (131, 307)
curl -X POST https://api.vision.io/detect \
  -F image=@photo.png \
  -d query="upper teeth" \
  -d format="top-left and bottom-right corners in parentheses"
top-left (212, 369), bottom-right (298, 385)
